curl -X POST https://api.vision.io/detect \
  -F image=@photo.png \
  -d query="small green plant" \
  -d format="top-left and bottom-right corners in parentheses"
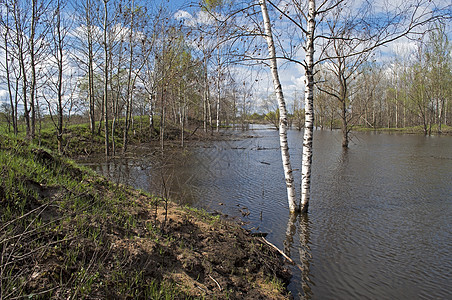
top-left (264, 276), bottom-right (286, 293)
top-left (145, 280), bottom-right (182, 300)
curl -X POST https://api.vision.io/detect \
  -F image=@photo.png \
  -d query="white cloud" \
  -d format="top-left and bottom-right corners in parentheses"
top-left (0, 89), bottom-right (8, 99)
top-left (384, 38), bottom-right (418, 57)
top-left (174, 9), bottom-right (216, 27)
top-left (174, 10), bottom-right (192, 21)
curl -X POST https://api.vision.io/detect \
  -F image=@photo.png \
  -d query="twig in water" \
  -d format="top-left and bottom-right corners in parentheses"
top-left (260, 237), bottom-right (304, 272)
top-left (260, 237), bottom-right (294, 264)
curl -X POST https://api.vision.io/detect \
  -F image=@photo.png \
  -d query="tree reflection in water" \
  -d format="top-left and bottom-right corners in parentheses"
top-left (284, 213), bottom-right (314, 299)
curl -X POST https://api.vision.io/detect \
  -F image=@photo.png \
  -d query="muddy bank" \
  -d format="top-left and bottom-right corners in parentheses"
top-left (0, 133), bottom-right (291, 299)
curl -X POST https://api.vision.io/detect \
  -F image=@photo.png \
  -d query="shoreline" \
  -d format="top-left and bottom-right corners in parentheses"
top-left (0, 132), bottom-right (292, 299)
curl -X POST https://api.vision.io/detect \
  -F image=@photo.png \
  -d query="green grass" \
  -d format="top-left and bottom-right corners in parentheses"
top-left (183, 206), bottom-right (221, 225)
top-left (0, 115), bottom-right (161, 156)
top-left (0, 132), bottom-right (187, 299)
top-left (353, 124), bottom-right (452, 135)
top-left (0, 119), bottom-right (292, 299)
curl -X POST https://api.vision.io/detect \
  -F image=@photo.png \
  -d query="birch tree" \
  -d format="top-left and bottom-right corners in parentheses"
top-left (121, 3), bottom-right (155, 153)
top-left (256, 0), bottom-right (448, 212)
top-left (29, 0), bottom-right (37, 139)
top-left (299, 0), bottom-right (316, 213)
top-left (259, 0), bottom-right (298, 212)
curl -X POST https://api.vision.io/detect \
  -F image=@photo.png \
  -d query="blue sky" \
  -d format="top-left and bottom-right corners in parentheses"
top-left (1, 0), bottom-right (450, 113)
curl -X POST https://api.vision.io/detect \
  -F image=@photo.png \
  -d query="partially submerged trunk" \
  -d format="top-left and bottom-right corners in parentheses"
top-left (259, 0), bottom-right (298, 213)
top-left (300, 0), bottom-right (316, 214)
top-left (340, 99), bottom-right (349, 148)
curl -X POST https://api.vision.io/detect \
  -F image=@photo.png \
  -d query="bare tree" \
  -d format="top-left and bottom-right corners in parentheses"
top-left (10, 0), bottom-right (31, 138)
top-left (102, 0), bottom-right (110, 156)
top-left (42, 0), bottom-right (70, 154)
top-left (255, 0), bottom-right (449, 212)
top-left (83, 0), bottom-right (97, 135)
top-left (316, 20), bottom-right (374, 148)
top-left (0, 5), bottom-right (18, 135)
top-left (100, 0), bottom-right (123, 156)
top-left (121, 2), bottom-right (155, 153)
top-left (424, 23), bottom-right (451, 134)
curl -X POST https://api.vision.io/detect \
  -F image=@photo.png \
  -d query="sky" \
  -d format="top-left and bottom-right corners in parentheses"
top-left (1, 0), bottom-right (450, 113)
top-left (170, 0), bottom-right (451, 112)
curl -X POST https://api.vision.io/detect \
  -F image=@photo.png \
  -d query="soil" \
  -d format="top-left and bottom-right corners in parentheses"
top-left (18, 185), bottom-right (292, 299)
top-left (1, 141), bottom-right (292, 299)
top-left (112, 199), bottom-right (293, 299)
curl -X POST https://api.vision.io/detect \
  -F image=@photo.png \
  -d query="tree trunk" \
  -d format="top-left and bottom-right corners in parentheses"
top-left (123, 0), bottom-right (135, 154)
top-left (4, 25), bottom-right (17, 135)
top-left (111, 61), bottom-right (119, 156)
top-left (340, 99), bottom-right (348, 148)
top-left (149, 92), bottom-right (155, 140)
top-left (438, 98), bottom-right (444, 134)
top-left (395, 87), bottom-right (399, 128)
top-left (444, 98), bottom-right (448, 126)
top-left (203, 54), bottom-right (208, 132)
top-left (216, 81), bottom-right (220, 131)
top-left (103, 0), bottom-right (110, 157)
top-left (300, 0), bottom-right (316, 214)
top-left (242, 89), bottom-right (247, 130)
top-left (259, 0), bottom-right (298, 213)
top-left (98, 100), bottom-right (104, 135)
top-left (160, 85), bottom-right (165, 150)
top-left (30, 0), bottom-right (37, 139)
top-left (88, 47), bottom-right (95, 134)
top-left (181, 93), bottom-right (186, 148)
top-left (56, 0), bottom-right (64, 154)
top-left (87, 0), bottom-right (95, 135)
top-left (216, 44), bottom-right (221, 132)
top-left (13, 0), bottom-right (31, 139)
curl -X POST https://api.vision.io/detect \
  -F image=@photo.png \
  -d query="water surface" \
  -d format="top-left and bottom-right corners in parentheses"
top-left (80, 128), bottom-right (452, 299)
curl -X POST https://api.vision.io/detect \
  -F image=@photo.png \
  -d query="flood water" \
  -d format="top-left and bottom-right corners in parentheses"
top-left (79, 127), bottom-right (452, 299)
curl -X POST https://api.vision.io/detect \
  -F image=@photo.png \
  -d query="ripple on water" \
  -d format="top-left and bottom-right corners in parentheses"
top-left (79, 130), bottom-right (452, 300)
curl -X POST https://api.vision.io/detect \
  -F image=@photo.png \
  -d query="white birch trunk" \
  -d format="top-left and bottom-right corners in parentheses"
top-left (149, 93), bottom-right (154, 139)
top-left (216, 78), bottom-right (220, 132)
top-left (259, 0), bottom-right (298, 212)
top-left (30, 0), bottom-right (37, 139)
top-left (300, 0), bottom-right (316, 213)
top-left (216, 36), bottom-right (221, 132)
